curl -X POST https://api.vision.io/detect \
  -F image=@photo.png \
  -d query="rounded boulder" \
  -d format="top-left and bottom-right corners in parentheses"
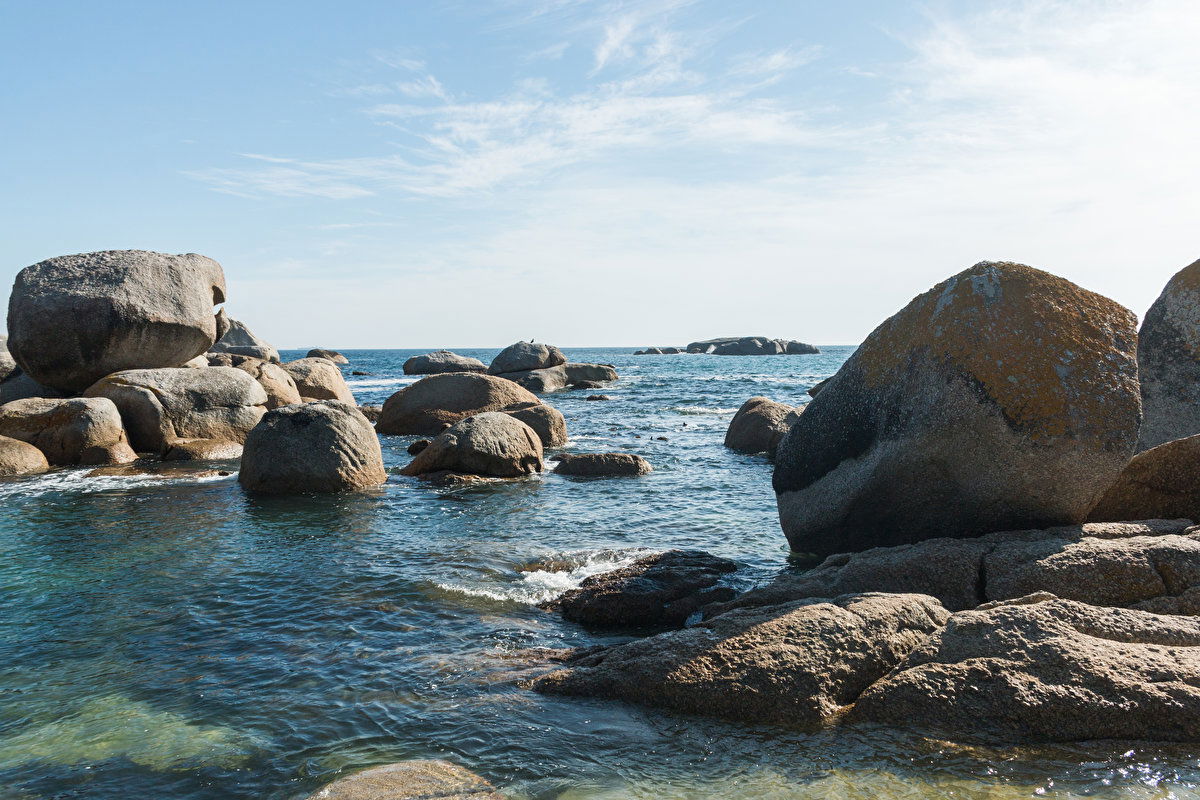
top-left (283, 358), bottom-right (354, 403)
top-left (375, 372), bottom-right (540, 436)
top-left (400, 412), bottom-right (542, 478)
top-left (403, 350), bottom-right (488, 375)
top-left (488, 341), bottom-right (566, 375)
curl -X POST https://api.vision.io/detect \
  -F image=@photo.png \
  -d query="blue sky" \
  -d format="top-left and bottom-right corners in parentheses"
top-left (2, 0), bottom-right (1198, 347)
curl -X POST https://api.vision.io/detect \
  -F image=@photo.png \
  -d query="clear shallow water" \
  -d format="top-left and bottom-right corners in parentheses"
top-left (2, 346), bottom-right (1200, 799)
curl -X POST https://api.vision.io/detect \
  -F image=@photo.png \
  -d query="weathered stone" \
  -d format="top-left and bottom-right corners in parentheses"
top-left (302, 759), bottom-right (503, 800)
top-left (407, 438), bottom-right (430, 456)
top-left (0, 435), bottom-right (49, 476)
top-left (774, 262), bottom-right (1141, 557)
top-left (307, 348), bottom-right (348, 364)
top-left (1090, 435), bottom-right (1200, 523)
top-left (711, 520), bottom-right (1200, 616)
top-left (724, 397), bottom-right (802, 456)
top-left (239, 401), bottom-right (386, 494)
top-left (563, 363), bottom-right (618, 384)
top-left (488, 341), bottom-right (566, 375)
top-left (209, 316), bottom-right (279, 363)
top-left (85, 367), bottom-right (268, 454)
top-left (403, 350), bottom-right (488, 375)
top-left (551, 550), bottom-right (739, 627)
top-left (586, 395), bottom-right (611, 401)
top-left (0, 336), bottom-right (16, 382)
top-left (507, 404), bottom-right (567, 448)
top-left (206, 353), bottom-right (301, 409)
top-left (784, 340), bottom-right (819, 355)
top-left (400, 412), bottom-right (542, 478)
top-left (163, 438), bottom-right (243, 461)
top-left (534, 592), bottom-right (948, 727)
top-left (852, 595), bottom-right (1200, 743)
top-left (0, 397), bottom-right (136, 465)
top-left (283, 358), bottom-right (354, 403)
top-left (0, 369), bottom-right (64, 404)
top-left (357, 404), bottom-right (382, 423)
top-left (375, 373), bottom-right (540, 436)
top-left (1136, 259), bottom-right (1200, 450)
top-left (495, 365), bottom-right (571, 393)
top-left (554, 453), bottom-right (651, 477)
top-left (7, 250), bottom-right (227, 393)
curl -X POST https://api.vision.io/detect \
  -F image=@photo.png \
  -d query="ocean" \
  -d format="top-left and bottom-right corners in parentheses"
top-left (2, 346), bottom-right (1198, 799)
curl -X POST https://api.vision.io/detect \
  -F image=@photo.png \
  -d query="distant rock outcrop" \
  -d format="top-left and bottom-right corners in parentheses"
top-left (773, 261), bottom-right (1141, 557)
top-left (403, 350), bottom-right (487, 375)
top-left (681, 337), bottom-right (819, 355)
top-left (1136, 258), bottom-right (1200, 450)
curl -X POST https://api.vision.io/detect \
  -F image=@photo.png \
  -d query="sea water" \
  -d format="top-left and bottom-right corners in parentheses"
top-left (2, 346), bottom-right (1199, 799)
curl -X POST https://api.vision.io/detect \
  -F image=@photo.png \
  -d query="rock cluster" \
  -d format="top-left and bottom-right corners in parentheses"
top-left (636, 338), bottom-right (818, 355)
top-left (484, 342), bottom-right (618, 393)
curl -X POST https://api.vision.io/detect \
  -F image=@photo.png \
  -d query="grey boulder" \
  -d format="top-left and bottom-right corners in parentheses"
top-left (774, 262), bottom-right (1141, 557)
top-left (239, 401), bottom-right (386, 494)
top-left (7, 250), bottom-right (228, 393)
top-left (85, 367), bottom-right (268, 454)
top-left (283, 358), bottom-right (354, 403)
top-left (495, 363), bottom-right (617, 393)
top-left (209, 315), bottom-right (279, 363)
top-left (0, 435), bottom-right (50, 476)
top-left (402, 350), bottom-right (487, 375)
top-left (375, 373), bottom-right (540, 436)
top-left (488, 341), bottom-right (566, 375)
top-left (553, 453), bottom-right (651, 477)
top-left (0, 397), bottom-right (137, 465)
top-left (724, 397), bottom-right (802, 457)
top-left (507, 403), bottom-right (568, 448)
top-left (400, 412), bottom-right (543, 478)
top-left (1136, 258), bottom-right (1200, 450)
top-left (306, 348), bottom-right (348, 364)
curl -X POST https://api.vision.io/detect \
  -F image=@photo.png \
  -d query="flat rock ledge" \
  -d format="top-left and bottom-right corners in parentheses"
top-left (546, 550), bottom-right (739, 628)
top-left (303, 759), bottom-right (503, 800)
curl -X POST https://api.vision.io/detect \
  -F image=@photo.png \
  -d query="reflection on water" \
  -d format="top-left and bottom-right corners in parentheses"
top-left (2, 347), bottom-right (1199, 799)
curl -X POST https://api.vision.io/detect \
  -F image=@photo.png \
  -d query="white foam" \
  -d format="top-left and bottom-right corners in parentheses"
top-left (0, 468), bottom-right (234, 500)
top-left (436, 547), bottom-right (655, 605)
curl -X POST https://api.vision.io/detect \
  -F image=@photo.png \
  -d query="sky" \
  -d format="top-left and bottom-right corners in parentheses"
top-left (2, 0), bottom-right (1198, 348)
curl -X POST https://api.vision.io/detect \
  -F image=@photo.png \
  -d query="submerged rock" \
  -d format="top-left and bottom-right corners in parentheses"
top-left (553, 453), bottom-right (651, 477)
top-left (1136, 259), bottom-right (1200, 451)
top-left (206, 353), bottom-right (301, 409)
top-left (307, 348), bottom-right (348, 364)
top-left (209, 316), bottom-right (279, 363)
top-left (774, 261), bottom-right (1141, 557)
top-left (302, 759), bottom-right (503, 800)
top-left (400, 412), bottom-right (543, 478)
top-left (85, 367), bottom-right (268, 455)
top-left (375, 373), bottom-right (540, 436)
top-left (586, 394), bottom-right (611, 402)
top-left (403, 350), bottom-right (487, 375)
top-left (488, 341), bottom-right (566, 375)
top-left (852, 595), bottom-right (1200, 743)
top-left (239, 401), bottom-right (386, 494)
top-left (1090, 435), bottom-right (1200, 523)
top-left (551, 550), bottom-right (738, 627)
top-left (0, 397), bottom-right (136, 465)
top-left (7, 250), bottom-right (228, 393)
top-left (0, 435), bottom-right (49, 476)
top-left (283, 358), bottom-right (354, 403)
top-left (534, 592), bottom-right (948, 727)
top-left (724, 397), bottom-right (802, 457)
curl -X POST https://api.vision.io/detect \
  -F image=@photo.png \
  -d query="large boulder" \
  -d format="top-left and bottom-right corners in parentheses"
top-left (209, 316), bottom-right (279, 363)
top-left (400, 412), bottom-right (543, 478)
top-left (1136, 259), bottom-right (1200, 450)
top-left (307, 348), bottom-right (348, 364)
top-left (206, 353), bottom-right (301, 409)
top-left (852, 595), bottom-right (1200, 743)
top-left (0, 397), bottom-right (137, 465)
top-left (553, 453), bottom-right (652, 477)
top-left (85, 367), bottom-right (268, 454)
top-left (283, 358), bottom-right (354, 403)
top-left (376, 373), bottom-right (540, 436)
top-left (239, 401), bottom-right (386, 494)
top-left (302, 760), bottom-right (503, 800)
top-left (724, 397), bottom-right (802, 457)
top-left (0, 435), bottom-right (49, 476)
top-left (534, 592), bottom-right (948, 727)
top-left (550, 550), bottom-right (739, 627)
top-left (1090, 435), bottom-right (1200, 522)
top-left (711, 519), bottom-right (1200, 616)
top-left (488, 341), bottom-right (565, 375)
top-left (403, 350), bottom-right (487, 375)
top-left (506, 404), bottom-right (567, 448)
top-left (774, 262), bottom-right (1141, 557)
top-left (784, 340), bottom-right (819, 355)
top-left (7, 250), bottom-right (228, 393)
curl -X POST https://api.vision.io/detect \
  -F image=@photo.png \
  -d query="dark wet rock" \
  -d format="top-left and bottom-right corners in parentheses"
top-left (283, 358), bottom-right (355, 403)
top-left (852, 594), bottom-right (1200, 743)
top-left (403, 350), bottom-right (488, 375)
top-left (7, 250), bottom-right (227, 393)
top-left (162, 438), bottom-right (243, 461)
top-left (507, 403), bottom-right (568, 448)
top-left (0, 336), bottom-right (16, 383)
top-left (85, 367), bottom-right (268, 455)
top-left (351, 370), bottom-right (371, 376)
top-left (550, 550), bottom-right (739, 627)
top-left (488, 341), bottom-right (566, 375)
top-left (807, 377), bottom-right (829, 398)
top-left (375, 373), bottom-right (541, 436)
top-left (710, 520), bottom-right (1200, 617)
top-left (774, 261), bottom-right (1141, 557)
top-left (306, 348), bottom-right (348, 364)
top-left (1090, 435), bottom-right (1200, 523)
top-left (239, 401), bottom-right (386, 494)
top-left (572, 380), bottom-right (605, 390)
top-left (400, 412), bottom-right (543, 478)
top-left (1136, 259), bottom-right (1200, 450)
top-left (0, 397), bottom-right (137, 465)
top-left (420, 470), bottom-right (496, 488)
top-left (407, 438), bottom-right (431, 456)
top-left (209, 317), bottom-right (279, 363)
top-left (586, 395), bottom-right (611, 401)
top-left (0, 435), bottom-right (49, 476)
top-left (553, 453), bottom-right (651, 477)
top-left (534, 592), bottom-right (948, 727)
top-left (205, 353), bottom-right (301, 409)
top-left (724, 397), bottom-right (802, 457)
top-left (302, 759), bottom-right (503, 800)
